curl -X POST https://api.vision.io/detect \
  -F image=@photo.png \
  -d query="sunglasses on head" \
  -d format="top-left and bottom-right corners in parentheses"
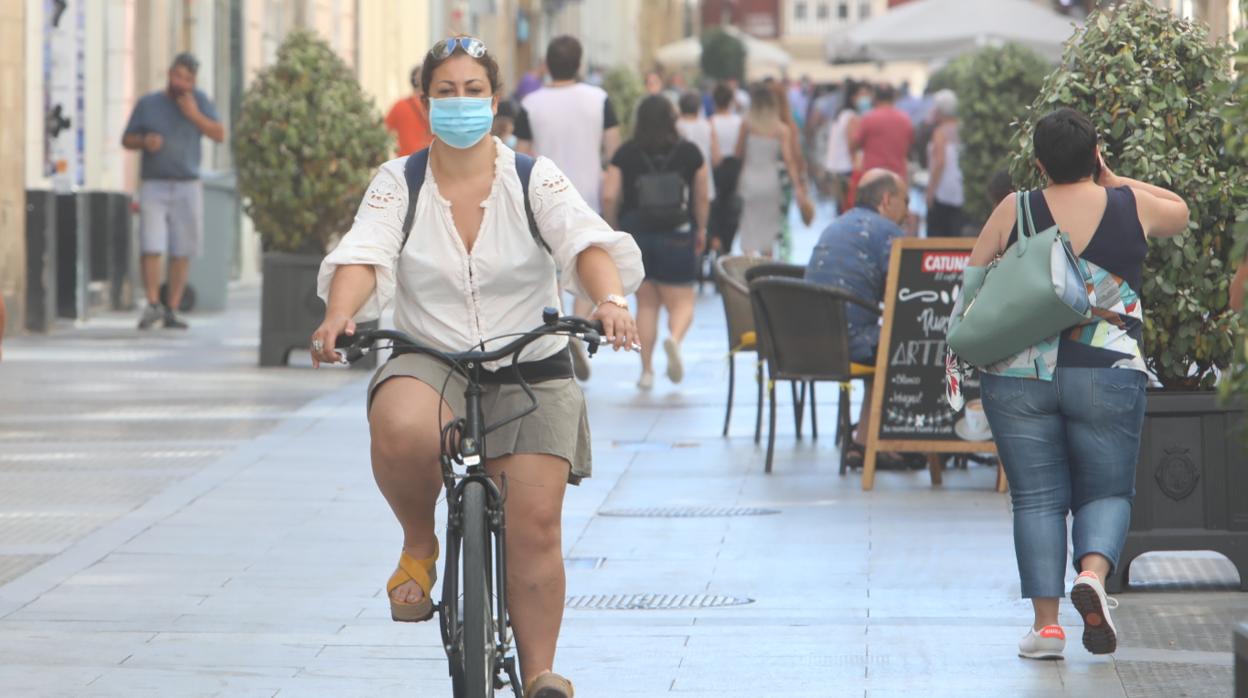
top-left (429, 36), bottom-right (488, 60)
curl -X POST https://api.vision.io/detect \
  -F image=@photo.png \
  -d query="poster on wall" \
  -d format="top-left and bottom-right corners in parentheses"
top-left (45, 0), bottom-right (83, 192)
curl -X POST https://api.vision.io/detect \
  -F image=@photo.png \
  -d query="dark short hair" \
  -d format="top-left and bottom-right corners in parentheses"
top-left (171, 52), bottom-right (199, 75)
top-left (545, 35), bottom-right (582, 81)
top-left (712, 82), bottom-right (734, 109)
top-left (857, 173), bottom-right (901, 210)
top-left (421, 36), bottom-right (502, 96)
top-left (495, 99), bottom-right (518, 120)
top-left (633, 95), bottom-right (679, 153)
top-left (1034, 107), bottom-right (1098, 184)
top-left (410, 65), bottom-right (420, 91)
top-left (678, 91), bottom-right (701, 116)
top-left (987, 169), bottom-right (1014, 204)
top-left (874, 83), bottom-right (896, 103)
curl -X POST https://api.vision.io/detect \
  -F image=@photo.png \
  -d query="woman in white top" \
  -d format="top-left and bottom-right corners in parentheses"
top-left (825, 81), bottom-right (870, 213)
top-left (675, 91), bottom-right (717, 201)
top-left (310, 37), bottom-right (643, 697)
top-left (924, 89), bottom-right (967, 236)
top-left (708, 83), bottom-right (744, 253)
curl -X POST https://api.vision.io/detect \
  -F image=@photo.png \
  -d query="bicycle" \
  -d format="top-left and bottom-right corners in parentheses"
top-left (337, 308), bottom-right (604, 698)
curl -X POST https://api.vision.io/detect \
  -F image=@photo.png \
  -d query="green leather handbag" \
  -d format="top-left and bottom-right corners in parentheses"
top-left (946, 191), bottom-right (1091, 367)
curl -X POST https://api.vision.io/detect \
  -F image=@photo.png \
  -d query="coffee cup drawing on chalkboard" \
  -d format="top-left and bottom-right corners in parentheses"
top-left (954, 398), bottom-right (993, 441)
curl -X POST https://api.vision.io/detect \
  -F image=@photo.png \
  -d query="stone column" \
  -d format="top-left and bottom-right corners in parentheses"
top-left (0, 0), bottom-right (26, 331)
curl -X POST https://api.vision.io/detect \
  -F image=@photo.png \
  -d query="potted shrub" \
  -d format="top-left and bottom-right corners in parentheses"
top-left (1009, 3), bottom-right (1248, 592)
top-left (233, 30), bottom-right (390, 367)
top-left (925, 43), bottom-right (1050, 227)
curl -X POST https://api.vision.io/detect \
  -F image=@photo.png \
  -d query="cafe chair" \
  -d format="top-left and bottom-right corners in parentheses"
top-left (745, 262), bottom-right (818, 440)
top-left (714, 255), bottom-right (769, 440)
top-left (748, 276), bottom-right (879, 475)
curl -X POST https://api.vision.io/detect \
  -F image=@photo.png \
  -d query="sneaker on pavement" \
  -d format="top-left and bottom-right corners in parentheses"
top-left (637, 370), bottom-right (654, 390)
top-left (1018, 625), bottom-right (1065, 660)
top-left (137, 302), bottom-right (163, 330)
top-left (1071, 571), bottom-right (1119, 654)
top-left (663, 337), bottom-right (683, 383)
top-left (162, 306), bottom-right (189, 330)
top-left (570, 340), bottom-right (591, 381)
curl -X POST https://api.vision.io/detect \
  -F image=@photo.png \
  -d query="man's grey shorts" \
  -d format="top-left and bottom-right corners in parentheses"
top-left (139, 179), bottom-right (203, 257)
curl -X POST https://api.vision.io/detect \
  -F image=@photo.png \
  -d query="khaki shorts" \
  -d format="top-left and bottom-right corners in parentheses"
top-left (367, 352), bottom-right (592, 484)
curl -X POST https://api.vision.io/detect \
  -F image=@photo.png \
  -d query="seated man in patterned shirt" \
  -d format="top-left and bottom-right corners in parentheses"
top-left (805, 168), bottom-right (910, 466)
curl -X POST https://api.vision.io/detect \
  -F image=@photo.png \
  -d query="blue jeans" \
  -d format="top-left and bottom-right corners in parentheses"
top-left (980, 368), bottom-right (1147, 599)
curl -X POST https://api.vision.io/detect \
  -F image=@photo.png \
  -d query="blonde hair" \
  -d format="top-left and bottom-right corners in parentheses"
top-left (746, 83), bottom-right (781, 133)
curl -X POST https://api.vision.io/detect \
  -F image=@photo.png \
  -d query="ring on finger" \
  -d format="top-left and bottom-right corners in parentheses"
top-left (312, 339), bottom-right (324, 352)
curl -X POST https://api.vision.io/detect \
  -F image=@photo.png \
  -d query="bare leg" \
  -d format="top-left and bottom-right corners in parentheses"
top-left (368, 378), bottom-right (451, 604)
top-left (635, 281), bottom-right (661, 375)
top-left (1031, 598), bottom-right (1060, 631)
top-left (1079, 553), bottom-right (1111, 580)
top-left (486, 454), bottom-right (570, 686)
top-left (656, 283), bottom-right (695, 344)
top-left (141, 254), bottom-right (163, 305)
top-left (166, 256), bottom-right (190, 311)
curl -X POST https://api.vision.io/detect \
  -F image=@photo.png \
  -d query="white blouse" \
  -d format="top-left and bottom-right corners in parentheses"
top-left (317, 138), bottom-right (644, 371)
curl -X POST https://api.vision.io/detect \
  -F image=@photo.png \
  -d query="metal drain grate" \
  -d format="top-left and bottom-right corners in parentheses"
top-left (599, 506), bottom-right (781, 518)
top-left (565, 593), bottom-right (753, 610)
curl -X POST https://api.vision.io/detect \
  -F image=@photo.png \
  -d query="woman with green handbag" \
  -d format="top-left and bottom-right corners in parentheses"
top-left (957, 108), bottom-right (1189, 661)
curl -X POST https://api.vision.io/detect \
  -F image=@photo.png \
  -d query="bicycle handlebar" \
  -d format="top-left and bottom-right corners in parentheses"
top-left (334, 307), bottom-right (604, 366)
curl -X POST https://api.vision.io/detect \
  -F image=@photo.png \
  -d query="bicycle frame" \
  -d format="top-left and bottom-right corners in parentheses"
top-left (438, 361), bottom-right (522, 694)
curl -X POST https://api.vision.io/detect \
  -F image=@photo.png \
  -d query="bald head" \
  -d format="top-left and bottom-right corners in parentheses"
top-left (857, 169), bottom-right (908, 226)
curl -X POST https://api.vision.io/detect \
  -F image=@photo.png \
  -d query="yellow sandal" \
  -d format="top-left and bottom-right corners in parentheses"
top-left (386, 539), bottom-right (439, 622)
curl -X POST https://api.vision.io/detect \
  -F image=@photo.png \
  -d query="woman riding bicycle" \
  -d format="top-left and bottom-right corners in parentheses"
top-left (311, 36), bottom-right (643, 697)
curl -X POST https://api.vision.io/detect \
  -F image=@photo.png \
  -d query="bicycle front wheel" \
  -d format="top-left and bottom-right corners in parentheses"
top-left (461, 479), bottom-right (496, 697)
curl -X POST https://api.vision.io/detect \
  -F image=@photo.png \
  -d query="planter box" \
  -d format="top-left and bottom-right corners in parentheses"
top-left (259, 251), bottom-right (375, 369)
top-left (1107, 390), bottom-right (1248, 593)
top-left (1236, 623), bottom-right (1246, 698)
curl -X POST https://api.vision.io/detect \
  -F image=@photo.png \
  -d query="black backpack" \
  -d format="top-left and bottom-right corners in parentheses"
top-left (400, 148), bottom-right (549, 253)
top-left (634, 146), bottom-right (691, 231)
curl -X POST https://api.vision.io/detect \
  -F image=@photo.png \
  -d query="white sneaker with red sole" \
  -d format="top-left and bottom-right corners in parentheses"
top-left (1071, 570), bottom-right (1120, 654)
top-left (1018, 624), bottom-right (1066, 660)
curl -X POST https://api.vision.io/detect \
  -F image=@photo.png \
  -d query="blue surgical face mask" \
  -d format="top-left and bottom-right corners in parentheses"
top-left (504, 133), bottom-right (518, 149)
top-left (429, 97), bottom-right (494, 149)
top-left (856, 97), bottom-right (873, 113)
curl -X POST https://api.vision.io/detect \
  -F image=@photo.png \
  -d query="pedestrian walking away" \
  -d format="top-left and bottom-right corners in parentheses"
top-left (953, 108), bottom-right (1190, 660)
top-left (310, 35), bottom-right (643, 696)
top-left (602, 95), bottom-right (709, 390)
top-left (515, 35), bottom-right (621, 381)
top-left (384, 66), bottom-right (434, 157)
top-left (122, 52), bottom-right (224, 330)
top-left (824, 81), bottom-right (866, 214)
top-left (708, 83), bottom-right (744, 254)
top-left (734, 83), bottom-right (810, 257)
top-left (924, 89), bottom-right (967, 236)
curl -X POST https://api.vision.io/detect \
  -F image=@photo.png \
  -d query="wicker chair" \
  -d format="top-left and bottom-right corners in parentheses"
top-left (749, 276), bottom-right (879, 474)
top-left (714, 256), bottom-right (768, 440)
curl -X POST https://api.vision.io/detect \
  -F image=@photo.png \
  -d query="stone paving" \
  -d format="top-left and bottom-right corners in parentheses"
top-left (0, 208), bottom-right (1244, 697)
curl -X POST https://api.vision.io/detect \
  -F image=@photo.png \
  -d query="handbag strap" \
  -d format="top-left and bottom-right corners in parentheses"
top-left (1014, 191), bottom-right (1039, 257)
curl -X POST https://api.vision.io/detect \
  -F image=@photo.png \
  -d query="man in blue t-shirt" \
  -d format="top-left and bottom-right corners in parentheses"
top-left (805, 169), bottom-right (909, 462)
top-left (122, 53), bottom-right (224, 329)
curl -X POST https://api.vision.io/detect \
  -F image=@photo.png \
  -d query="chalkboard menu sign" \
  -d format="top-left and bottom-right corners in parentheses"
top-left (862, 238), bottom-right (999, 491)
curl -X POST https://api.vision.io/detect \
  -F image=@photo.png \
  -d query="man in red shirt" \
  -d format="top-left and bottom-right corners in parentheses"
top-left (384, 66), bottom-right (433, 156)
top-left (852, 84), bottom-right (913, 181)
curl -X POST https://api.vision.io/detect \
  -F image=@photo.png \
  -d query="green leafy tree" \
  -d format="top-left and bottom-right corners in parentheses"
top-left (233, 30), bottom-right (391, 254)
top-left (1008, 3), bottom-right (1246, 390)
top-left (700, 28), bottom-right (745, 83)
top-left (603, 66), bottom-right (645, 140)
top-left (928, 44), bottom-right (1050, 225)
top-left (1219, 1), bottom-right (1248, 404)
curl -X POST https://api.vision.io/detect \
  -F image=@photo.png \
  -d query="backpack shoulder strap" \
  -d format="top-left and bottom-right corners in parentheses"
top-left (513, 152), bottom-right (551, 254)
top-left (400, 148), bottom-right (430, 246)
